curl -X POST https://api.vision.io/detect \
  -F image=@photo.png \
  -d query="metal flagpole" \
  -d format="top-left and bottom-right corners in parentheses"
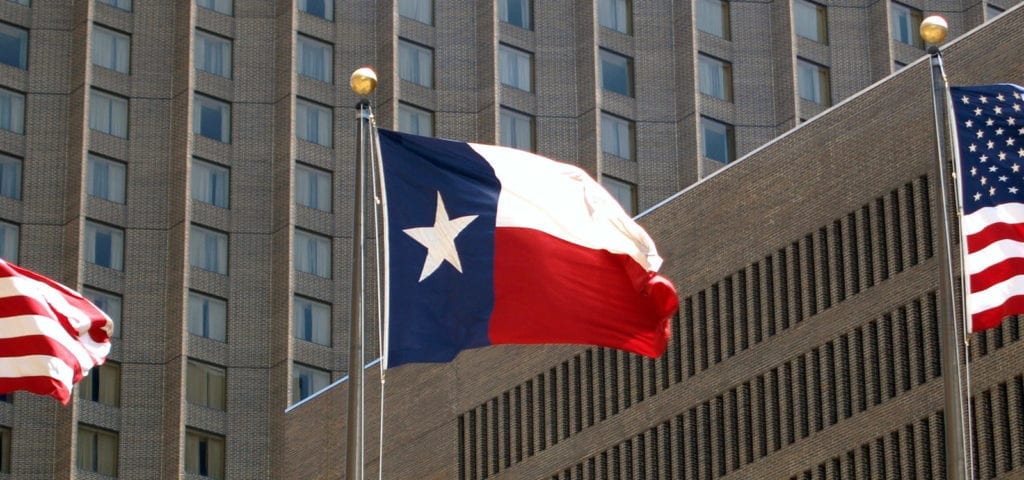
top-left (347, 67), bottom-right (378, 480)
top-left (920, 17), bottom-right (971, 480)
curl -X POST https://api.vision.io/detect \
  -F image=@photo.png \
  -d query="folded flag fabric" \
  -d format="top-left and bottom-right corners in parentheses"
top-left (950, 83), bottom-right (1024, 333)
top-left (0, 259), bottom-right (113, 403)
top-left (378, 129), bottom-right (678, 368)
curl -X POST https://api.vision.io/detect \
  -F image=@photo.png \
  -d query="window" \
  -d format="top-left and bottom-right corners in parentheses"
top-left (298, 0), bottom-right (332, 21)
top-left (185, 430), bottom-right (225, 479)
top-left (190, 225), bottom-right (228, 274)
top-left (187, 359), bottom-right (226, 410)
top-left (197, 0), bottom-right (231, 16)
top-left (0, 154), bottom-right (21, 200)
top-left (78, 361), bottom-right (120, 406)
top-left (499, 0), bottom-right (531, 29)
top-left (797, 59), bottom-right (831, 105)
top-left (92, 25), bottom-right (130, 73)
top-left (188, 291), bottom-right (227, 341)
top-left (191, 158), bottom-right (229, 208)
top-left (0, 23), bottom-right (28, 70)
top-left (296, 34), bottom-right (332, 83)
top-left (1, 426), bottom-right (9, 474)
top-left (7, 0), bottom-right (30, 6)
top-left (696, 0), bottom-right (730, 39)
top-left (0, 88), bottom-right (25, 135)
top-left (294, 296), bottom-right (330, 346)
top-left (295, 98), bottom-right (332, 147)
top-left (83, 288), bottom-right (122, 338)
top-left (0, 221), bottom-right (17, 262)
top-left (794, 0), bottom-right (827, 43)
top-left (294, 229), bottom-right (330, 278)
top-left (891, 2), bottom-right (923, 48)
top-left (87, 154), bottom-right (126, 204)
top-left (295, 163), bottom-right (331, 212)
top-left (702, 116), bottom-right (734, 163)
top-left (76, 426), bottom-right (118, 476)
top-left (194, 30), bottom-right (231, 78)
top-left (987, 4), bottom-right (1004, 19)
top-left (500, 108), bottom-right (533, 151)
top-left (598, 0), bottom-right (631, 34)
top-left (398, 40), bottom-right (433, 88)
top-left (399, 0), bottom-right (432, 24)
top-left (600, 49), bottom-right (633, 97)
top-left (85, 221), bottom-right (124, 270)
top-left (193, 94), bottom-right (230, 143)
top-left (697, 54), bottom-right (732, 101)
top-left (600, 175), bottom-right (637, 215)
top-left (89, 89), bottom-right (127, 138)
top-left (292, 363), bottom-right (330, 403)
top-left (97, 0), bottom-right (130, 11)
top-left (601, 112), bottom-right (634, 161)
top-left (398, 103), bottom-right (433, 136)
top-left (499, 44), bottom-right (532, 92)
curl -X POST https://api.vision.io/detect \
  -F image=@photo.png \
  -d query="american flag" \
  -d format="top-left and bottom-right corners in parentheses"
top-left (0, 259), bottom-right (112, 403)
top-left (951, 83), bottom-right (1024, 333)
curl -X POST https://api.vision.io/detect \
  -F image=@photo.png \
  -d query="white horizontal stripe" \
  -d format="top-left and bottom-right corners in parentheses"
top-left (965, 238), bottom-right (1024, 274)
top-left (0, 276), bottom-right (111, 363)
top-left (961, 202), bottom-right (1024, 235)
top-left (968, 273), bottom-right (1024, 314)
top-left (0, 355), bottom-right (75, 391)
top-left (470, 143), bottom-right (663, 271)
top-left (0, 314), bottom-right (101, 373)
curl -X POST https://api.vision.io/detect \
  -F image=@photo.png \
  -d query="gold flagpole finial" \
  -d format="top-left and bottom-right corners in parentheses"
top-left (350, 67), bottom-right (378, 97)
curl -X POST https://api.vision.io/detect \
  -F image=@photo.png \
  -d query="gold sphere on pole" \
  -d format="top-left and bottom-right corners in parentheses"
top-left (920, 15), bottom-right (948, 45)
top-left (350, 67), bottom-right (378, 97)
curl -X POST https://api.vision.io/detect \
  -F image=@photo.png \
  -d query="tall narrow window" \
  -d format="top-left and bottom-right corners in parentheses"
top-left (499, 0), bottom-right (531, 29)
top-left (92, 25), bottom-right (130, 73)
top-left (294, 229), bottom-right (331, 278)
top-left (890, 2), bottom-right (923, 48)
top-left (97, 0), bottom-right (131, 11)
top-left (0, 88), bottom-right (24, 135)
top-left (702, 116), bottom-right (734, 163)
top-left (600, 175), bottom-right (637, 215)
top-left (698, 53), bottom-right (733, 101)
top-left (292, 363), bottom-right (330, 403)
top-left (298, 0), bottom-right (333, 20)
top-left (398, 40), bottom-right (433, 88)
top-left (399, 0), bottom-right (432, 24)
top-left (0, 22), bottom-right (28, 69)
top-left (87, 154), bottom-right (127, 204)
top-left (696, 0), bottom-right (730, 39)
top-left (295, 98), bottom-right (332, 147)
top-left (0, 153), bottom-right (21, 200)
top-left (1, 426), bottom-right (10, 474)
top-left (297, 35), bottom-right (333, 83)
top-left (600, 49), bottom-right (633, 97)
top-left (194, 30), bottom-right (232, 78)
top-left (499, 44), bottom-right (532, 92)
top-left (77, 361), bottom-right (120, 406)
top-left (500, 108), bottom-right (534, 151)
top-left (197, 0), bottom-right (232, 16)
top-left (187, 359), bottom-right (226, 410)
top-left (188, 291), bottom-right (227, 341)
top-left (76, 426), bottom-right (118, 476)
top-left (189, 225), bottom-right (228, 274)
top-left (794, 0), bottom-right (828, 43)
top-left (797, 58), bottom-right (831, 105)
top-left (598, 0), bottom-right (631, 34)
top-left (0, 221), bottom-right (17, 262)
top-left (185, 430), bottom-right (226, 479)
top-left (193, 94), bottom-right (231, 143)
top-left (294, 295), bottom-right (331, 346)
top-left (601, 112), bottom-right (634, 161)
top-left (83, 288), bottom-right (122, 338)
top-left (295, 163), bottom-right (331, 212)
top-left (89, 89), bottom-right (127, 138)
top-left (85, 221), bottom-right (124, 270)
top-left (191, 158), bottom-right (229, 208)
top-left (398, 103), bottom-right (433, 136)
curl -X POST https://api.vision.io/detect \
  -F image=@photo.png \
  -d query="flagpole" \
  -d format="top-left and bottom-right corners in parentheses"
top-left (921, 17), bottom-right (971, 480)
top-left (347, 67), bottom-right (378, 480)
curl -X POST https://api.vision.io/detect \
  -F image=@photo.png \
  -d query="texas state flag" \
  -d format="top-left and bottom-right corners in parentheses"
top-left (378, 129), bottom-right (678, 368)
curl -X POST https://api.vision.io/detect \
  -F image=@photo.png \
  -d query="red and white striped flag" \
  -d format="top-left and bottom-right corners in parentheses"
top-left (0, 259), bottom-right (112, 404)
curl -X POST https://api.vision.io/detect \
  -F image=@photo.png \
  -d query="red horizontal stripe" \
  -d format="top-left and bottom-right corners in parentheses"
top-left (966, 221), bottom-right (1024, 254)
top-left (0, 260), bottom-right (111, 345)
top-left (0, 335), bottom-right (85, 383)
top-left (969, 257), bottom-right (1024, 293)
top-left (0, 295), bottom-right (80, 340)
top-left (0, 376), bottom-right (71, 404)
top-left (970, 293), bottom-right (1024, 333)
top-left (489, 228), bottom-right (677, 357)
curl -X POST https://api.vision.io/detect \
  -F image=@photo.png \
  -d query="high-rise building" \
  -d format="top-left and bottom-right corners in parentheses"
top-left (0, 0), bottom-right (1021, 478)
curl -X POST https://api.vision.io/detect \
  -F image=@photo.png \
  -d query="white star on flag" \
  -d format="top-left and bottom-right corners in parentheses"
top-left (403, 192), bottom-right (478, 282)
